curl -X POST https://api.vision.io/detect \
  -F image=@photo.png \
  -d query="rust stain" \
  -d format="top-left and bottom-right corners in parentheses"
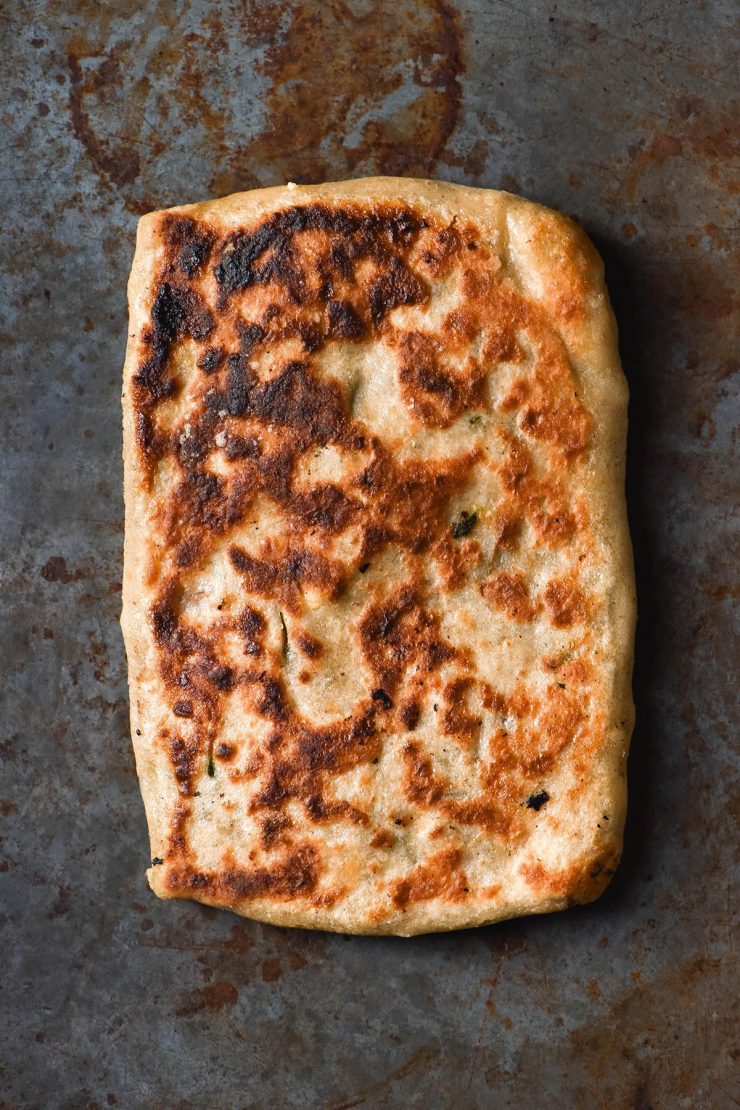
top-left (620, 97), bottom-right (739, 203)
top-left (260, 958), bottom-right (283, 982)
top-left (669, 255), bottom-right (735, 323)
top-left (551, 956), bottom-right (734, 1106)
top-left (215, 0), bottom-right (464, 193)
top-left (67, 51), bottom-right (142, 191)
top-left (623, 134), bottom-right (683, 201)
top-left (40, 555), bottom-right (86, 583)
top-left (442, 136), bottom-right (489, 177)
top-left (222, 920), bottom-right (255, 953)
top-left (222, 0), bottom-right (463, 193)
top-left (175, 979), bottom-right (239, 1018)
top-left (48, 885), bottom-right (72, 919)
top-left (140, 915), bottom-right (317, 1000)
top-left (480, 922), bottom-right (529, 990)
top-left (327, 1044), bottom-right (441, 1110)
top-left (65, 0), bottom-right (464, 213)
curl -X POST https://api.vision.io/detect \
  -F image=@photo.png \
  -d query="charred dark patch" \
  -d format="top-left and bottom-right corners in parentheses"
top-left (239, 606), bottom-right (266, 656)
top-left (152, 600), bottom-right (178, 645)
top-left (298, 321), bottom-right (323, 352)
top-left (526, 790), bottom-right (550, 811)
top-left (175, 536), bottom-right (202, 568)
top-left (399, 700), bottom-right (421, 730)
top-left (359, 584), bottom-right (456, 694)
top-left (395, 329), bottom-right (485, 427)
top-left (252, 673), bottom-right (290, 723)
top-left (355, 443), bottom-right (482, 559)
top-left (260, 814), bottom-right (292, 848)
top-left (224, 433), bottom-right (260, 460)
top-left (174, 470), bottom-right (227, 531)
top-left (250, 361), bottom-right (350, 442)
top-left (403, 741), bottom-right (444, 806)
top-left (391, 847), bottom-right (467, 909)
top-left (214, 204), bottom-right (425, 297)
top-left (133, 350), bottom-right (176, 402)
top-left (170, 737), bottom-right (199, 794)
top-left (168, 845), bottom-right (320, 902)
top-left (198, 347), bottom-right (225, 374)
top-left (327, 298), bottom-right (365, 339)
top-left (226, 354), bottom-right (252, 417)
top-left (369, 256), bottom-right (426, 324)
top-left (222, 845), bottom-right (319, 899)
top-left (163, 215), bottom-right (215, 278)
top-left (291, 484), bottom-right (359, 531)
top-left (151, 282), bottom-right (213, 343)
top-left (294, 630), bottom-right (324, 659)
top-left (304, 794), bottom-right (368, 825)
top-left (176, 424), bottom-right (209, 468)
top-left (229, 543), bottom-right (343, 614)
top-left (207, 664), bottom-right (233, 691)
top-left (134, 283), bottom-right (213, 405)
top-left (239, 321), bottom-right (266, 354)
top-left (441, 677), bottom-right (481, 743)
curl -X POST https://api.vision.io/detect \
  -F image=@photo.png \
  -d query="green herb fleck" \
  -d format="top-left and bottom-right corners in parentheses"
top-left (469, 414), bottom-right (482, 425)
top-left (452, 510), bottom-right (477, 538)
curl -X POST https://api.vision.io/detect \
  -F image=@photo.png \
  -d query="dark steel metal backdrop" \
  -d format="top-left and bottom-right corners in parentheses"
top-left (1, 1), bottom-right (737, 1106)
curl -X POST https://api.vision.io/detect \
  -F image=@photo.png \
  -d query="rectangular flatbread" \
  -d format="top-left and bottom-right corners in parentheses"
top-left (121, 178), bottom-right (635, 935)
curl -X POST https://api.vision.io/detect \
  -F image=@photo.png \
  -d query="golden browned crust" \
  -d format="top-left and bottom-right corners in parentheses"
top-left (121, 177), bottom-right (635, 936)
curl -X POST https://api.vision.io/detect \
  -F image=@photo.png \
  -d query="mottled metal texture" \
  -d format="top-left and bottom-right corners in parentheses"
top-left (0, 0), bottom-right (737, 1105)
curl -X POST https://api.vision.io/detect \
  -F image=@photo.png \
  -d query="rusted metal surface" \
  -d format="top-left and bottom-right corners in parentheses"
top-left (1, 0), bottom-right (737, 1105)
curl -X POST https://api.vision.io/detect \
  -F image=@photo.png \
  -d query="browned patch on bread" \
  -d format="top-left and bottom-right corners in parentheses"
top-left (402, 741), bottom-right (513, 836)
top-left (229, 542), bottom-right (344, 615)
top-left (393, 330), bottom-right (485, 427)
top-left (440, 676), bottom-right (482, 744)
top-left (525, 690), bottom-right (587, 773)
top-left (294, 629), bottom-right (324, 659)
top-left (391, 848), bottom-right (468, 909)
top-left (165, 843), bottom-right (321, 902)
top-left (544, 575), bottom-right (589, 628)
top-left (359, 584), bottom-right (456, 696)
top-left (520, 842), bottom-right (622, 904)
top-left (481, 572), bottom-right (539, 623)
